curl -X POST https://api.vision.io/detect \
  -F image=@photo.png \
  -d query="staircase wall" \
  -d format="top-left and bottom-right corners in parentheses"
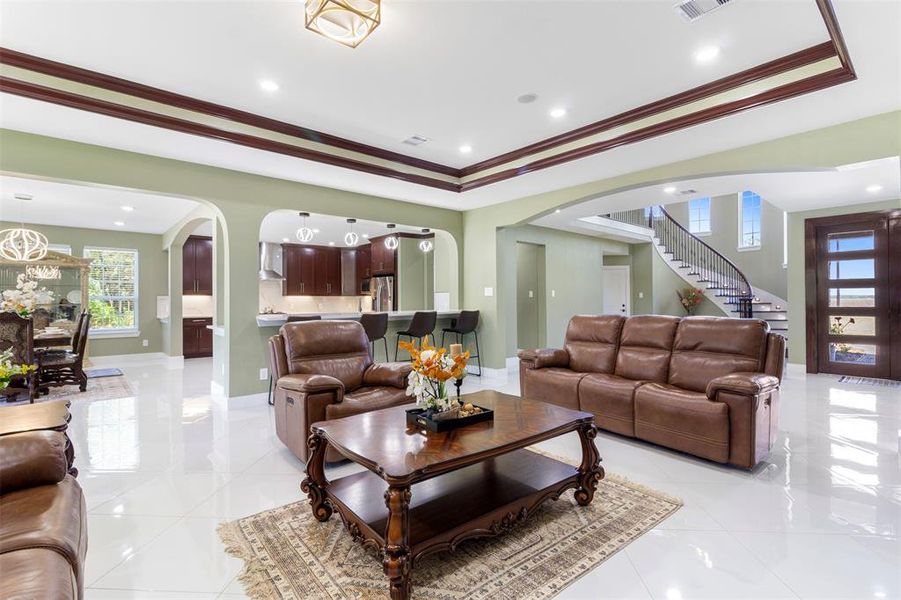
top-left (667, 193), bottom-right (787, 300)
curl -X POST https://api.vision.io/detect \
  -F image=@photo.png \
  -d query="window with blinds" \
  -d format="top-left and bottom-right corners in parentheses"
top-left (84, 247), bottom-right (139, 331)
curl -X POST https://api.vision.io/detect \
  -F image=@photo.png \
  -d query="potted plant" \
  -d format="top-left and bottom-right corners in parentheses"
top-left (0, 348), bottom-right (36, 391)
top-left (677, 287), bottom-right (705, 315)
top-left (399, 340), bottom-right (469, 420)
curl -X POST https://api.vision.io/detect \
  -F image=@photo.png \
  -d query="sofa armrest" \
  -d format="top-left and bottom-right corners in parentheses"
top-left (707, 372), bottom-right (780, 400)
top-left (517, 348), bottom-right (569, 369)
top-left (0, 430), bottom-right (68, 495)
top-left (363, 362), bottom-right (412, 389)
top-left (276, 373), bottom-right (345, 399)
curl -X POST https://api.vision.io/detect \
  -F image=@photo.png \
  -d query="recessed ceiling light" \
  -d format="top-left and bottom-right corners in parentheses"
top-left (282, 237), bottom-right (290, 242)
top-left (459, 145), bottom-right (473, 154)
top-left (866, 184), bottom-right (883, 193)
top-left (550, 107), bottom-right (567, 119)
top-left (259, 80), bottom-right (279, 92)
top-left (363, 233), bottom-right (370, 238)
top-left (554, 209), bottom-right (561, 214)
top-left (121, 205), bottom-right (134, 212)
top-left (694, 46), bottom-right (720, 63)
top-left (312, 228), bottom-right (320, 233)
top-left (328, 241), bottom-right (335, 246)
top-left (663, 186), bottom-right (678, 194)
top-left (113, 221), bottom-right (125, 227)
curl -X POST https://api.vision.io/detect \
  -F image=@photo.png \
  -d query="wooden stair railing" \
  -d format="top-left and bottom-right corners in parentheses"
top-left (602, 206), bottom-right (753, 318)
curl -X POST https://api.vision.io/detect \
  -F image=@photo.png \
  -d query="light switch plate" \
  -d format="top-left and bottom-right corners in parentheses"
top-left (142, 339), bottom-right (149, 347)
top-left (638, 292), bottom-right (644, 299)
top-left (528, 290), bottom-right (534, 298)
top-left (551, 290), bottom-right (556, 298)
top-left (259, 368), bottom-right (268, 381)
top-left (484, 287), bottom-right (494, 297)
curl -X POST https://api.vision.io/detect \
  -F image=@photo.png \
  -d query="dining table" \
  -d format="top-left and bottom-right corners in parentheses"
top-left (33, 329), bottom-right (72, 349)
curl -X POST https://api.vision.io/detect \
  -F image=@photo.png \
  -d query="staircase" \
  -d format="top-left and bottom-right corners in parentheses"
top-left (603, 206), bottom-right (788, 339)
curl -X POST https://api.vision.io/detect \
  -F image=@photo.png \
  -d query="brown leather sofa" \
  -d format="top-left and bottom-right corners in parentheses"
top-left (269, 320), bottom-right (414, 463)
top-left (519, 315), bottom-right (785, 468)
top-left (0, 430), bottom-right (87, 599)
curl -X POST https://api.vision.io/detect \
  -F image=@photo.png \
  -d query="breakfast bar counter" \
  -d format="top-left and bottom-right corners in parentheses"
top-left (256, 310), bottom-right (461, 327)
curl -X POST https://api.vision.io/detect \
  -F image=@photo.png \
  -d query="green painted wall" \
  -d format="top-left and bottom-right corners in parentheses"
top-left (668, 192), bottom-right (787, 299)
top-left (515, 242), bottom-right (546, 350)
top-left (397, 238), bottom-right (434, 310)
top-left (462, 111), bottom-right (901, 368)
top-left (786, 198), bottom-right (900, 364)
top-left (0, 221), bottom-right (167, 356)
top-left (0, 129), bottom-right (463, 397)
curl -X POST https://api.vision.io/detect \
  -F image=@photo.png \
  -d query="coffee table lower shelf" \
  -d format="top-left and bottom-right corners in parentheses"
top-left (325, 448), bottom-right (578, 561)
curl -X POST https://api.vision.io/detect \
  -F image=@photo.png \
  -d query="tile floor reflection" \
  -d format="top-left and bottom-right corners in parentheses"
top-left (62, 358), bottom-right (899, 599)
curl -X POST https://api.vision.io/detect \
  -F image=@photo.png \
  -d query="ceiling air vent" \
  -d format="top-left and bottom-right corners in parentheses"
top-left (678, 189), bottom-right (698, 196)
top-left (674, 0), bottom-right (733, 22)
top-left (402, 135), bottom-right (429, 146)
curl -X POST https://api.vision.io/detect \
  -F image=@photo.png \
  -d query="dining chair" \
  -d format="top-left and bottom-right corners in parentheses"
top-left (39, 312), bottom-right (91, 393)
top-left (0, 312), bottom-right (38, 402)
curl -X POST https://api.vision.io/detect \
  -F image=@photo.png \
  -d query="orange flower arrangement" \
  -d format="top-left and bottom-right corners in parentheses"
top-left (400, 340), bottom-right (469, 411)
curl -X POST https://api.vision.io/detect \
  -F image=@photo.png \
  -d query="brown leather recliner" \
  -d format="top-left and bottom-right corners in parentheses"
top-left (269, 320), bottom-right (414, 463)
top-left (519, 315), bottom-right (785, 469)
top-left (0, 430), bottom-right (88, 599)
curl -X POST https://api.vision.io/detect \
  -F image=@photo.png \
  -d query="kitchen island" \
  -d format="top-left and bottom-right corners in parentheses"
top-left (256, 310), bottom-right (461, 327)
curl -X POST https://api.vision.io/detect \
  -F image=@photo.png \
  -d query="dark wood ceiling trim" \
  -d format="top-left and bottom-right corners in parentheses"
top-left (458, 41), bottom-right (837, 177)
top-left (815, 0), bottom-right (855, 76)
top-left (0, 47), bottom-right (460, 178)
top-left (460, 68), bottom-right (856, 192)
top-left (0, 76), bottom-right (461, 193)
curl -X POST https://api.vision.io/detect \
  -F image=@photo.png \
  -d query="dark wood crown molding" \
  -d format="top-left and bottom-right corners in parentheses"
top-left (0, 0), bottom-right (855, 193)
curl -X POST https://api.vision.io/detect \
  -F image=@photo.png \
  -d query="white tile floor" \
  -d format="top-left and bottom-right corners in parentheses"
top-left (61, 358), bottom-right (900, 600)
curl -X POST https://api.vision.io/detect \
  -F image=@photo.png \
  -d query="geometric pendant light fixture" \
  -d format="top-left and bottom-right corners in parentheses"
top-left (296, 212), bottom-right (315, 243)
top-left (383, 223), bottom-right (398, 250)
top-left (344, 218), bottom-right (359, 247)
top-left (418, 228), bottom-right (433, 253)
top-left (304, 0), bottom-right (381, 48)
top-left (0, 194), bottom-right (48, 262)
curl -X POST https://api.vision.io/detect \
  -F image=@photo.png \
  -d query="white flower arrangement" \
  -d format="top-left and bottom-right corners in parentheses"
top-left (1, 274), bottom-right (55, 317)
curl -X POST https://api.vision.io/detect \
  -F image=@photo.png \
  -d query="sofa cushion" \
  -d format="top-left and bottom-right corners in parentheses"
top-left (280, 320), bottom-right (373, 391)
top-left (0, 548), bottom-right (78, 600)
top-left (521, 367), bottom-right (586, 410)
top-left (578, 374), bottom-right (643, 436)
top-left (325, 386), bottom-right (411, 420)
top-left (634, 383), bottom-right (729, 463)
top-left (563, 315), bottom-right (625, 374)
top-left (0, 475), bottom-right (86, 588)
top-left (614, 315), bottom-right (680, 382)
top-left (668, 317), bottom-right (769, 393)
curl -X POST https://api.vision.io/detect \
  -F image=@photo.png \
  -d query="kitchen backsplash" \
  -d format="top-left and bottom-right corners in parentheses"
top-left (183, 294), bottom-right (214, 317)
top-left (259, 280), bottom-right (371, 314)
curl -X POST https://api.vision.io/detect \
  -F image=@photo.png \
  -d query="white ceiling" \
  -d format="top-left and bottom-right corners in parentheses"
top-left (259, 210), bottom-right (428, 245)
top-left (531, 156), bottom-right (901, 239)
top-left (0, 1), bottom-right (898, 211)
top-left (0, 175), bottom-right (200, 234)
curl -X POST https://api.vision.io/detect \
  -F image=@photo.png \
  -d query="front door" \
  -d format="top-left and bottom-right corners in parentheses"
top-left (808, 210), bottom-right (900, 379)
top-left (602, 266), bottom-right (630, 316)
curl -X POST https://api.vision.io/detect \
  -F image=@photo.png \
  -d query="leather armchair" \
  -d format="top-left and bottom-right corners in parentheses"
top-left (269, 320), bottom-right (413, 463)
top-left (0, 430), bottom-right (87, 600)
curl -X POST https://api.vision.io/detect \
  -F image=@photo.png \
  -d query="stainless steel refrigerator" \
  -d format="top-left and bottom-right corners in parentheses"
top-left (372, 276), bottom-right (394, 312)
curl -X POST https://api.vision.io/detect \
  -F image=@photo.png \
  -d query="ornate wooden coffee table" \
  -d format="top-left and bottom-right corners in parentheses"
top-left (302, 389), bottom-right (603, 600)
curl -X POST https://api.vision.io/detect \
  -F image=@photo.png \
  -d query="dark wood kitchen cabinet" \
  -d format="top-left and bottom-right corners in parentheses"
top-left (183, 235), bottom-right (213, 295)
top-left (282, 243), bottom-right (342, 296)
top-left (183, 317), bottom-right (213, 358)
top-left (355, 244), bottom-right (371, 293)
top-left (369, 236), bottom-right (396, 275)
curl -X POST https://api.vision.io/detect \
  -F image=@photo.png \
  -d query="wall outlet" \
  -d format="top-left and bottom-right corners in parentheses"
top-left (551, 290), bottom-right (556, 298)
top-left (259, 368), bottom-right (268, 381)
top-left (484, 287), bottom-right (494, 297)
top-left (528, 290), bottom-right (534, 298)
top-left (142, 339), bottom-right (149, 347)
top-left (638, 292), bottom-right (644, 299)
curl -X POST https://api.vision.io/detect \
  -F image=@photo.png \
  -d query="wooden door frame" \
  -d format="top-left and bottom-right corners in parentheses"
top-left (804, 209), bottom-right (901, 375)
top-left (601, 265), bottom-right (631, 316)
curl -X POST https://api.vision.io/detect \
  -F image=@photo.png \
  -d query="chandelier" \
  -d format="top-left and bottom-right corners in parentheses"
top-left (384, 224), bottom-right (398, 250)
top-left (418, 229), bottom-right (433, 253)
top-left (344, 218), bottom-right (359, 247)
top-left (305, 0), bottom-right (381, 48)
top-left (296, 212), bottom-right (314, 243)
top-left (0, 194), bottom-right (48, 262)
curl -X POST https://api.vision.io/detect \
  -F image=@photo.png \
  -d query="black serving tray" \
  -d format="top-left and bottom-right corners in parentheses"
top-left (405, 405), bottom-right (494, 432)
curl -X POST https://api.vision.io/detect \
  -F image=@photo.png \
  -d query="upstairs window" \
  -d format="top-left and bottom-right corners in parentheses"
top-left (84, 247), bottom-right (139, 333)
top-left (688, 197), bottom-right (711, 234)
top-left (740, 191), bottom-right (762, 248)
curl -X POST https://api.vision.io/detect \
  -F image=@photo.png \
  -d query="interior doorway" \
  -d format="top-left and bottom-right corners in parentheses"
top-left (602, 266), bottom-right (631, 316)
top-left (516, 242), bottom-right (546, 351)
top-left (805, 209), bottom-right (901, 380)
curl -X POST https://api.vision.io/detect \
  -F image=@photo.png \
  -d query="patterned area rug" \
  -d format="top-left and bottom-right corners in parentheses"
top-left (3, 375), bottom-right (135, 406)
top-left (838, 375), bottom-right (900, 388)
top-left (219, 453), bottom-right (682, 600)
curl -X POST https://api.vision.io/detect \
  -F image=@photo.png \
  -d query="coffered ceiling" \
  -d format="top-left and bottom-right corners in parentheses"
top-left (0, 1), bottom-right (898, 210)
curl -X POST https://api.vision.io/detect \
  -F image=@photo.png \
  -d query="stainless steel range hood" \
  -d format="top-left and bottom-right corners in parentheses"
top-left (258, 242), bottom-right (284, 281)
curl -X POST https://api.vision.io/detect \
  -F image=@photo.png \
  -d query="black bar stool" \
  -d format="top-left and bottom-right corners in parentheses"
top-left (441, 310), bottom-right (482, 376)
top-left (395, 311), bottom-right (437, 361)
top-left (269, 315), bottom-right (321, 406)
top-left (360, 312), bottom-right (389, 362)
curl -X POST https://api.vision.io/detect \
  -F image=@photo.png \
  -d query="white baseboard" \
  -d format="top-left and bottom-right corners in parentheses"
top-left (167, 355), bottom-right (185, 369)
top-left (465, 357), bottom-right (518, 380)
top-left (210, 381), bottom-right (269, 409)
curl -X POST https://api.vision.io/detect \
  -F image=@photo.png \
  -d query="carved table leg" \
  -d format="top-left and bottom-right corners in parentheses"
top-left (300, 429), bottom-right (332, 522)
top-left (574, 422), bottom-right (604, 506)
top-left (383, 485), bottom-right (412, 600)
